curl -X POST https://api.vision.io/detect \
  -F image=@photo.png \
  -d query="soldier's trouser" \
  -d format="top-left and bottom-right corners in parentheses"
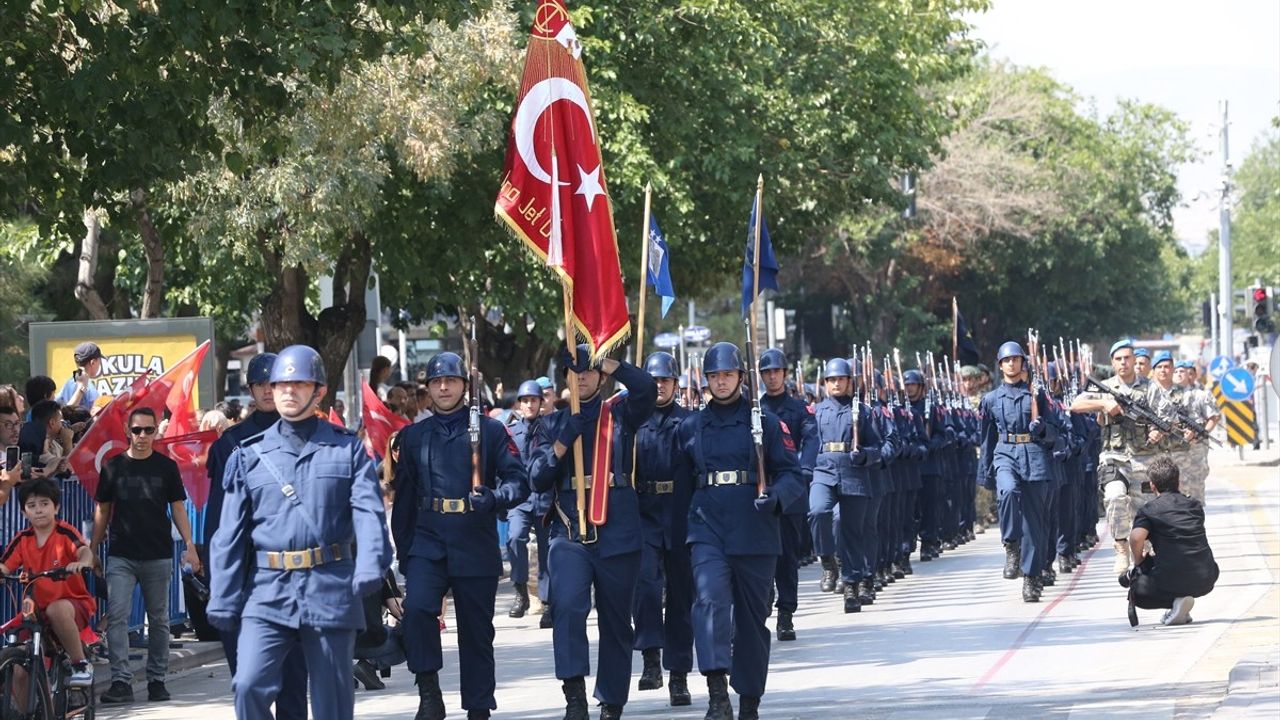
top-left (1055, 480), bottom-right (1077, 557)
top-left (1175, 447), bottom-right (1210, 506)
top-left (812, 486), bottom-right (871, 584)
top-left (234, 618), bottom-right (355, 720)
top-left (633, 537), bottom-right (694, 673)
top-left (1043, 479), bottom-right (1059, 572)
top-left (773, 512), bottom-right (805, 614)
top-left (996, 468), bottom-right (1052, 577)
top-left (1081, 470), bottom-right (1099, 538)
top-left (808, 482), bottom-right (838, 557)
top-left (917, 473), bottom-right (943, 544)
top-left (222, 623), bottom-right (308, 720)
top-left (506, 506), bottom-right (551, 600)
top-left (976, 485), bottom-right (995, 524)
top-left (1100, 460), bottom-right (1151, 541)
top-left (862, 494), bottom-right (884, 579)
top-left (548, 540), bottom-right (640, 706)
top-left (690, 542), bottom-right (774, 698)
top-left (899, 490), bottom-right (918, 555)
top-left (877, 492), bottom-right (895, 568)
top-left (403, 556), bottom-right (499, 711)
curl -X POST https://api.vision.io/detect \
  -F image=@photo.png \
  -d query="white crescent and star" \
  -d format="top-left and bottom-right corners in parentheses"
top-left (513, 77), bottom-right (605, 212)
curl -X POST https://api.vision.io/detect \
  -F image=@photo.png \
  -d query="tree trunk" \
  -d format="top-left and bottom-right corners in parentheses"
top-left (131, 189), bottom-right (165, 319)
top-left (74, 209), bottom-right (111, 320)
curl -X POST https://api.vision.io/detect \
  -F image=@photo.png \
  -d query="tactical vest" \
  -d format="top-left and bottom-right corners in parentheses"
top-left (1098, 376), bottom-right (1156, 455)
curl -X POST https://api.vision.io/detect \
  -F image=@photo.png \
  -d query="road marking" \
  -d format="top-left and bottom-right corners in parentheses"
top-left (971, 542), bottom-right (1102, 691)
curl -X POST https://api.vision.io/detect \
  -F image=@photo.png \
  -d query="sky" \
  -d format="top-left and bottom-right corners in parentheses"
top-left (966, 0), bottom-right (1280, 255)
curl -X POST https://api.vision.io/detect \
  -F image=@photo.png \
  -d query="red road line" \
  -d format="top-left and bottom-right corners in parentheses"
top-left (971, 542), bottom-right (1103, 691)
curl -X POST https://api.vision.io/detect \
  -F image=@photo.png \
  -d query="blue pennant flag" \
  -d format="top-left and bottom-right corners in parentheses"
top-left (741, 194), bottom-right (779, 318)
top-left (647, 215), bottom-right (677, 317)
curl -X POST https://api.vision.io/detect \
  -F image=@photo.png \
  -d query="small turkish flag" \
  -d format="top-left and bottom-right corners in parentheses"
top-left (495, 0), bottom-right (629, 360)
top-left (361, 381), bottom-right (409, 460)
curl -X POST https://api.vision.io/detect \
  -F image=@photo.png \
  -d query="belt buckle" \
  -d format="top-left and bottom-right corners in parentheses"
top-left (654, 481), bottom-right (673, 494)
top-left (712, 471), bottom-right (736, 485)
top-left (286, 551), bottom-right (309, 570)
top-left (441, 498), bottom-right (468, 513)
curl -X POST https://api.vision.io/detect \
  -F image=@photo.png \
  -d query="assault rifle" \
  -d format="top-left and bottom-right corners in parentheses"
top-left (1171, 405), bottom-right (1222, 447)
top-left (467, 317), bottom-right (484, 490)
top-left (1084, 377), bottom-right (1184, 443)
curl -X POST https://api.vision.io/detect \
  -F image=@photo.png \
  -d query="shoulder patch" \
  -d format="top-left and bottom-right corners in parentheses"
top-left (779, 420), bottom-right (796, 452)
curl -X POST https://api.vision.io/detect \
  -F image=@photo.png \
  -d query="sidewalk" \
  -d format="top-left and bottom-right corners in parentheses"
top-left (91, 636), bottom-right (225, 693)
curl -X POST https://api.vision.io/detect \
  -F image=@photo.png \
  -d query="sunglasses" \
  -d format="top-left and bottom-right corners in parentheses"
top-left (129, 426), bottom-right (158, 436)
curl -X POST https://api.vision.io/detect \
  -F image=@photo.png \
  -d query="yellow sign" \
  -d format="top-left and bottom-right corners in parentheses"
top-left (45, 334), bottom-right (203, 406)
top-left (1211, 382), bottom-right (1257, 447)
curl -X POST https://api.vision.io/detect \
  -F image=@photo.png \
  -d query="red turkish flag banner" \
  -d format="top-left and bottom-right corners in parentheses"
top-left (328, 407), bottom-right (344, 428)
top-left (67, 389), bottom-right (135, 497)
top-left (361, 380), bottom-right (409, 460)
top-left (495, 0), bottom-right (630, 359)
top-left (155, 430), bottom-right (219, 510)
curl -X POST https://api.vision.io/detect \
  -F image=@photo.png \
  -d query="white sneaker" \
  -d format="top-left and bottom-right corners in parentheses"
top-left (1160, 608), bottom-right (1173, 625)
top-left (1164, 596), bottom-right (1195, 625)
top-left (68, 663), bottom-right (93, 687)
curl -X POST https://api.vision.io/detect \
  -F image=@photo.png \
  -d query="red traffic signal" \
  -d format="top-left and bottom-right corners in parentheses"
top-left (1252, 287), bottom-right (1268, 304)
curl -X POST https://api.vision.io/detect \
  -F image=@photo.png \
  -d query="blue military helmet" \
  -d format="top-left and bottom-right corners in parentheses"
top-left (246, 352), bottom-right (278, 386)
top-left (823, 358), bottom-right (853, 379)
top-left (644, 351), bottom-right (679, 379)
top-left (702, 342), bottom-right (743, 374)
top-left (758, 348), bottom-right (786, 371)
top-left (425, 352), bottom-right (467, 381)
top-left (996, 341), bottom-right (1026, 362)
top-left (1152, 350), bottom-right (1173, 367)
top-left (902, 369), bottom-right (925, 386)
top-left (269, 345), bottom-right (325, 385)
top-left (516, 380), bottom-right (543, 399)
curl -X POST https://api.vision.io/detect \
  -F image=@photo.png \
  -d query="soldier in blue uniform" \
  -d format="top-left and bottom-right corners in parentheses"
top-left (529, 345), bottom-right (656, 720)
top-left (889, 374), bottom-right (924, 578)
top-left (977, 342), bottom-right (1066, 602)
top-left (391, 352), bottom-right (529, 720)
top-left (811, 358), bottom-right (886, 613)
top-left (504, 380), bottom-right (553, 624)
top-left (631, 352), bottom-right (695, 706)
top-left (904, 369), bottom-right (948, 562)
top-left (671, 342), bottom-right (803, 720)
top-left (757, 348), bottom-right (817, 640)
top-left (204, 353), bottom-right (308, 720)
top-left (208, 345), bottom-right (392, 720)
top-left (861, 366), bottom-right (897, 599)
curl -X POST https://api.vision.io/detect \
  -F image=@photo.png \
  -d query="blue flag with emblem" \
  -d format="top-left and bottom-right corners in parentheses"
top-left (647, 215), bottom-right (676, 317)
top-left (741, 194), bottom-right (779, 318)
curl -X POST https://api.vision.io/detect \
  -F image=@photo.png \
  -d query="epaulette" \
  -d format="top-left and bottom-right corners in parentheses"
top-left (236, 429), bottom-right (271, 449)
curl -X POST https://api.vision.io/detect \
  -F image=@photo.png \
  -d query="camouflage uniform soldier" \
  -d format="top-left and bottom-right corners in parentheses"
top-left (1173, 361), bottom-right (1218, 505)
top-left (1070, 340), bottom-right (1172, 575)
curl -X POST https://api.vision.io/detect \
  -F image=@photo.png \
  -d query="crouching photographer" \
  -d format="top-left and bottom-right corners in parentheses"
top-left (352, 568), bottom-right (406, 691)
top-left (1119, 456), bottom-right (1219, 626)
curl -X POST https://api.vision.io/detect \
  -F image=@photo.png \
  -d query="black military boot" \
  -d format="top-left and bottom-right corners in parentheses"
top-left (1058, 554), bottom-right (1073, 574)
top-left (669, 671), bottom-right (692, 707)
top-left (562, 676), bottom-right (589, 720)
top-left (467, 711), bottom-right (491, 720)
top-left (508, 582), bottom-right (530, 618)
top-left (776, 610), bottom-right (796, 641)
top-left (1042, 567), bottom-right (1056, 587)
top-left (857, 578), bottom-right (875, 606)
top-left (540, 604), bottom-right (555, 629)
top-left (1003, 542), bottom-right (1022, 580)
top-left (766, 587), bottom-right (775, 616)
top-left (1032, 574), bottom-right (1044, 600)
top-left (599, 704), bottom-right (623, 720)
top-left (891, 561), bottom-right (906, 579)
top-left (414, 672), bottom-right (446, 720)
top-left (819, 555), bottom-right (838, 593)
top-left (843, 583), bottom-right (861, 613)
top-left (704, 671), bottom-right (733, 720)
top-left (900, 555), bottom-right (913, 576)
top-left (1021, 575), bottom-right (1040, 603)
top-left (638, 648), bottom-right (663, 690)
top-left (739, 695), bottom-right (761, 720)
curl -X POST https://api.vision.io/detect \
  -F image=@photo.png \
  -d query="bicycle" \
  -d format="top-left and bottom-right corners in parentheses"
top-left (0, 568), bottom-right (97, 720)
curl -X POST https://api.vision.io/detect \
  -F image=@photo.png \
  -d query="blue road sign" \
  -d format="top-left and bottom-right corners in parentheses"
top-left (1220, 366), bottom-right (1255, 401)
top-left (1209, 355), bottom-right (1234, 380)
top-left (654, 332), bottom-right (681, 349)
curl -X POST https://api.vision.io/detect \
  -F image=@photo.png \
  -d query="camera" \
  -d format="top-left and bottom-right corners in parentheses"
top-left (20, 452), bottom-right (33, 480)
top-left (4, 446), bottom-right (18, 472)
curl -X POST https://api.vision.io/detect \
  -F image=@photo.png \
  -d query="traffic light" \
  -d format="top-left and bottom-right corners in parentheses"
top-left (1250, 285), bottom-right (1275, 334)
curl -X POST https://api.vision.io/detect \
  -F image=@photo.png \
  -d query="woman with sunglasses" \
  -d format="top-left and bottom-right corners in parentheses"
top-left (90, 406), bottom-right (199, 705)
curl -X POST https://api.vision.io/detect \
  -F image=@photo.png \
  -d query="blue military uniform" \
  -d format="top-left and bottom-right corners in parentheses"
top-left (631, 360), bottom-right (693, 700)
top-left (759, 386), bottom-right (816, 627)
top-left (391, 368), bottom-right (529, 717)
top-left (672, 346), bottom-right (804, 720)
top-left (529, 353), bottom-right (656, 715)
top-left (504, 401), bottom-right (553, 618)
top-left (908, 383), bottom-right (949, 560)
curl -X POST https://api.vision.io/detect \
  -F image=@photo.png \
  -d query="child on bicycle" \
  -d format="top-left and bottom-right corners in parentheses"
top-left (0, 476), bottom-right (96, 687)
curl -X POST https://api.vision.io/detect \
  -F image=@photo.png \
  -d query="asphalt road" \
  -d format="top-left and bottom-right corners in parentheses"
top-left (97, 447), bottom-right (1280, 719)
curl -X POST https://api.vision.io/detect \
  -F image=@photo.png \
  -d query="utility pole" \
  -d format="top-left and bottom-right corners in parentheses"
top-left (1218, 101), bottom-right (1234, 359)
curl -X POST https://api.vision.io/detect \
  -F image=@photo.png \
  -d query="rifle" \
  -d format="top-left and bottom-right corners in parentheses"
top-left (467, 317), bottom-right (484, 491)
top-left (1171, 404), bottom-right (1222, 446)
top-left (1027, 329), bottom-right (1041, 424)
top-left (1084, 377), bottom-right (1184, 442)
top-left (743, 318), bottom-right (768, 495)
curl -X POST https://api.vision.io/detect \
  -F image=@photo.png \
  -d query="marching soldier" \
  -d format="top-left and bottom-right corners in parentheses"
top-left (208, 345), bottom-right (392, 720)
top-left (889, 371), bottom-right (925, 578)
top-left (1069, 340), bottom-right (1169, 575)
top-left (757, 348), bottom-right (817, 640)
top-left (529, 345), bottom-right (656, 720)
top-left (505, 380), bottom-right (553, 624)
top-left (904, 370), bottom-right (947, 561)
top-left (672, 342), bottom-right (803, 720)
top-left (391, 351), bottom-right (530, 720)
top-left (1174, 360), bottom-right (1218, 505)
top-left (977, 342), bottom-right (1065, 602)
top-left (1134, 348), bottom-right (1152, 380)
top-left (631, 352), bottom-right (695, 706)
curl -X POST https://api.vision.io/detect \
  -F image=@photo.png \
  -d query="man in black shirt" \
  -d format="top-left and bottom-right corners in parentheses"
top-left (91, 407), bottom-right (199, 704)
top-left (1127, 456), bottom-right (1218, 626)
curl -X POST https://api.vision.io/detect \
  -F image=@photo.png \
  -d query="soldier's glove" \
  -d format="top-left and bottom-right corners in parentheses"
top-left (849, 449), bottom-right (870, 466)
top-left (353, 571), bottom-right (383, 598)
top-left (469, 485), bottom-right (497, 514)
top-left (557, 346), bottom-right (593, 374)
top-left (753, 492), bottom-right (780, 514)
top-left (1028, 419), bottom-right (1045, 438)
top-left (556, 413), bottom-right (588, 447)
top-left (207, 612), bottom-right (239, 633)
top-left (911, 445), bottom-right (927, 461)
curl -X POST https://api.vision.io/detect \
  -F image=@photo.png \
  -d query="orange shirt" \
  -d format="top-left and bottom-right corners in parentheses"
top-left (0, 520), bottom-right (95, 613)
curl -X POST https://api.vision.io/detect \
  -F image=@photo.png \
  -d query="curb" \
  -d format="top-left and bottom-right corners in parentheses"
top-left (92, 640), bottom-right (226, 693)
top-left (1212, 652), bottom-right (1280, 718)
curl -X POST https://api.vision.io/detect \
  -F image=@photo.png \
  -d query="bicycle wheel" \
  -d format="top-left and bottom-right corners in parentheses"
top-left (25, 652), bottom-right (54, 720)
top-left (0, 645), bottom-right (31, 720)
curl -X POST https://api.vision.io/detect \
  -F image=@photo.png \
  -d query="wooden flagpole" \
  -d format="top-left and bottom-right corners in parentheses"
top-left (630, 183), bottom-right (653, 484)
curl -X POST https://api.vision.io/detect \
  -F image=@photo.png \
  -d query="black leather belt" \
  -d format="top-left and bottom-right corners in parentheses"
top-left (697, 471), bottom-right (756, 488)
top-left (1003, 433), bottom-right (1033, 444)
top-left (822, 442), bottom-right (851, 452)
top-left (560, 473), bottom-right (630, 491)
top-left (637, 480), bottom-right (674, 495)
top-left (256, 543), bottom-right (351, 571)
top-left (418, 496), bottom-right (472, 513)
